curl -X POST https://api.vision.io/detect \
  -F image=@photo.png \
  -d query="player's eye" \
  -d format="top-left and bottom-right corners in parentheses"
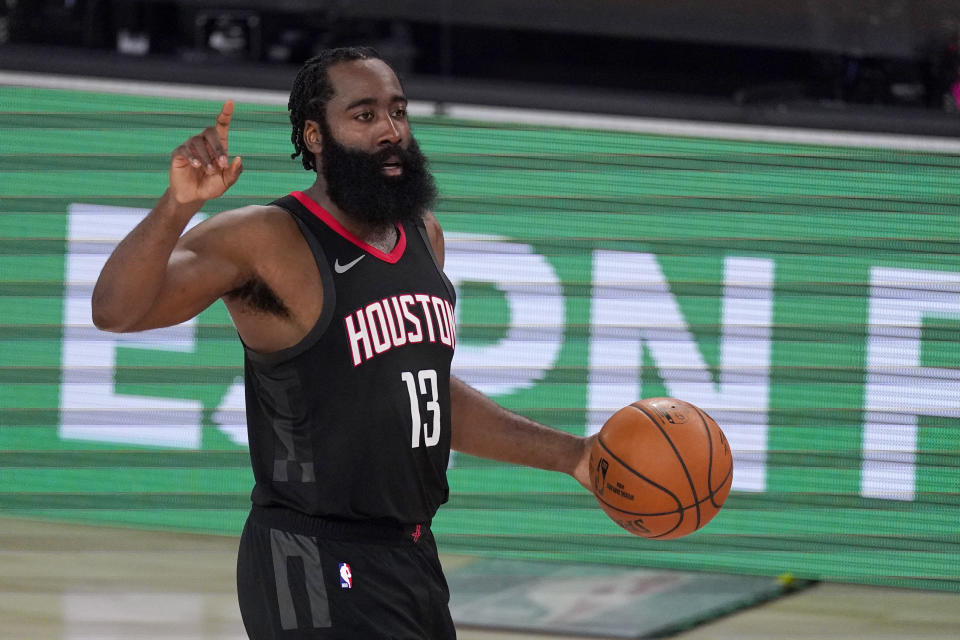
top-left (355, 111), bottom-right (374, 121)
top-left (392, 107), bottom-right (407, 119)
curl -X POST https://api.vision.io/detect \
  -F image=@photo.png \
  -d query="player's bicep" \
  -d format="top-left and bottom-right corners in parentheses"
top-left (125, 221), bottom-right (249, 331)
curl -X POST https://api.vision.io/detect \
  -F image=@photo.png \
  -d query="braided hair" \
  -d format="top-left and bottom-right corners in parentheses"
top-left (288, 46), bottom-right (384, 171)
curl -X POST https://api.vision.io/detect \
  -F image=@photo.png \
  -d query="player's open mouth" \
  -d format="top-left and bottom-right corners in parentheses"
top-left (382, 158), bottom-right (403, 176)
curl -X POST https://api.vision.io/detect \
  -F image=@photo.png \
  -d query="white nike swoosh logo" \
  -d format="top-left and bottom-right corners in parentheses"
top-left (334, 255), bottom-right (365, 274)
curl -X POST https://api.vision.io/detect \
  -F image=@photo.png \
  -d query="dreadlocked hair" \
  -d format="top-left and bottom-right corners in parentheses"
top-left (288, 46), bottom-right (384, 171)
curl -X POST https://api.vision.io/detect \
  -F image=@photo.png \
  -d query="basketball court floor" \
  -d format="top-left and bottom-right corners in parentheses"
top-left (4, 517), bottom-right (958, 639)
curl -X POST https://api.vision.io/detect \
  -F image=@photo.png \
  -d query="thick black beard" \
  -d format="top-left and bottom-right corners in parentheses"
top-left (320, 128), bottom-right (437, 226)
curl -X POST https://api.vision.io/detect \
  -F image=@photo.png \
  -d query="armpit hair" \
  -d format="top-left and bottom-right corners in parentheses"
top-left (226, 278), bottom-right (291, 317)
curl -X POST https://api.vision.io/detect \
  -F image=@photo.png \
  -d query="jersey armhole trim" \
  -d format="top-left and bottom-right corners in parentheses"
top-left (414, 219), bottom-right (457, 305)
top-left (242, 206), bottom-right (337, 367)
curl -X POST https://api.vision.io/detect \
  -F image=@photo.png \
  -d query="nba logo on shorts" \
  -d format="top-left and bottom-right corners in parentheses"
top-left (339, 562), bottom-right (352, 589)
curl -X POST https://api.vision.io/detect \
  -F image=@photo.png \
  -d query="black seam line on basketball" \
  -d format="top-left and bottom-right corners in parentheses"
top-left (630, 403), bottom-right (702, 531)
top-left (694, 405), bottom-right (725, 510)
top-left (594, 466), bottom-right (731, 518)
top-left (697, 405), bottom-right (718, 510)
top-left (596, 436), bottom-right (685, 539)
top-left (596, 436), bottom-right (684, 511)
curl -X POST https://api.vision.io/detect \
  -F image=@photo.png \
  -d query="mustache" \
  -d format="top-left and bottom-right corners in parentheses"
top-left (372, 143), bottom-right (415, 166)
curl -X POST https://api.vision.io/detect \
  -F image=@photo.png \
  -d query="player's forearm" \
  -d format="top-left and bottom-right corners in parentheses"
top-left (92, 189), bottom-right (202, 332)
top-left (450, 376), bottom-right (585, 477)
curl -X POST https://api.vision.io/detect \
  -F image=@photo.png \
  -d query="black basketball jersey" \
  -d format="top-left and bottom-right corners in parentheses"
top-left (242, 191), bottom-right (456, 524)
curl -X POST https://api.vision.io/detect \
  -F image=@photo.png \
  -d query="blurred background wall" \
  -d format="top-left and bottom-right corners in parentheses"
top-left (5, 0), bottom-right (960, 134)
top-left (2, 0), bottom-right (959, 597)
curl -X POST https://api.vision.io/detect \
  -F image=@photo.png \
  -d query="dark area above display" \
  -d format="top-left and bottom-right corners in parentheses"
top-left (4, 0), bottom-right (960, 136)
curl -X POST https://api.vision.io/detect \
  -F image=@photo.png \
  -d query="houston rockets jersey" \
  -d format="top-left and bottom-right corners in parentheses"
top-left (242, 191), bottom-right (456, 524)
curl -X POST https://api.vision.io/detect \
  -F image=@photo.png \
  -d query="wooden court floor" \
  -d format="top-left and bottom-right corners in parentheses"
top-left (3, 517), bottom-right (958, 640)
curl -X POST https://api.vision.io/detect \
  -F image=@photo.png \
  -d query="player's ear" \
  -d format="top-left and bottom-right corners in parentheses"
top-left (303, 120), bottom-right (323, 155)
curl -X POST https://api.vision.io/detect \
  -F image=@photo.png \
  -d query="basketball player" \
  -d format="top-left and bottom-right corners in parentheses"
top-left (92, 47), bottom-right (595, 638)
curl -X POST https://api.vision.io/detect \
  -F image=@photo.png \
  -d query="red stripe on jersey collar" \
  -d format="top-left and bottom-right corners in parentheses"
top-left (290, 191), bottom-right (406, 264)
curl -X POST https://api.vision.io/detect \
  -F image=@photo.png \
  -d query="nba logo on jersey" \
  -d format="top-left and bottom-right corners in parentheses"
top-left (339, 562), bottom-right (352, 589)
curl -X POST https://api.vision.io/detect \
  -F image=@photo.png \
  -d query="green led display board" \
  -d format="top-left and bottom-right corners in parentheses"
top-left (1, 85), bottom-right (958, 591)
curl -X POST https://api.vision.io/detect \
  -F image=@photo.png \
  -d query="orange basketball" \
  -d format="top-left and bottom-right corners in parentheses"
top-left (589, 397), bottom-right (733, 539)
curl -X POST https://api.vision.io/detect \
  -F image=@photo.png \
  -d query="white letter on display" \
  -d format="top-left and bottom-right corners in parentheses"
top-left (587, 251), bottom-right (774, 492)
top-left (444, 234), bottom-right (564, 397)
top-left (862, 267), bottom-right (960, 501)
top-left (59, 204), bottom-right (203, 448)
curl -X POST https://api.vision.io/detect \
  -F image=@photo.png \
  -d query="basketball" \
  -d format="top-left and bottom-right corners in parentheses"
top-left (589, 397), bottom-right (733, 539)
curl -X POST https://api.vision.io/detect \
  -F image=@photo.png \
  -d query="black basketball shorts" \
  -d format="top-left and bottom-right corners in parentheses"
top-left (236, 506), bottom-right (457, 639)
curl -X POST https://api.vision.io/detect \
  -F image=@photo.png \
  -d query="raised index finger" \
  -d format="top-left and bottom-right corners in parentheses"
top-left (215, 99), bottom-right (234, 148)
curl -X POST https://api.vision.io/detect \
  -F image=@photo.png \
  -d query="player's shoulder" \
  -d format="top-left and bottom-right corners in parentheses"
top-left (420, 210), bottom-right (445, 267)
top-left (207, 203), bottom-right (293, 225)
top-left (421, 209), bottom-right (442, 232)
top-left (420, 211), bottom-right (444, 246)
top-left (203, 203), bottom-right (300, 238)
top-left (181, 204), bottom-right (301, 259)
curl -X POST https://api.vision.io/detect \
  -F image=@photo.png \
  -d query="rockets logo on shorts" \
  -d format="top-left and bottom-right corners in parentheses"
top-left (339, 562), bottom-right (352, 589)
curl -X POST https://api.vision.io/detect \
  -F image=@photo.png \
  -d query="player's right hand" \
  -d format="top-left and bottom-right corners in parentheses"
top-left (169, 100), bottom-right (243, 204)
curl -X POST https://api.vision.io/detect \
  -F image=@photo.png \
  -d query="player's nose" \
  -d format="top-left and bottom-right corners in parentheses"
top-left (377, 115), bottom-right (402, 146)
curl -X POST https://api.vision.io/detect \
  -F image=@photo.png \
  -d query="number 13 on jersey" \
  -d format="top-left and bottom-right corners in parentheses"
top-left (401, 369), bottom-right (441, 448)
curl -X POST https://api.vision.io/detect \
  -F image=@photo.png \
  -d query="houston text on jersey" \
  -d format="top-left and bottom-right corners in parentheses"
top-left (345, 293), bottom-right (456, 366)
